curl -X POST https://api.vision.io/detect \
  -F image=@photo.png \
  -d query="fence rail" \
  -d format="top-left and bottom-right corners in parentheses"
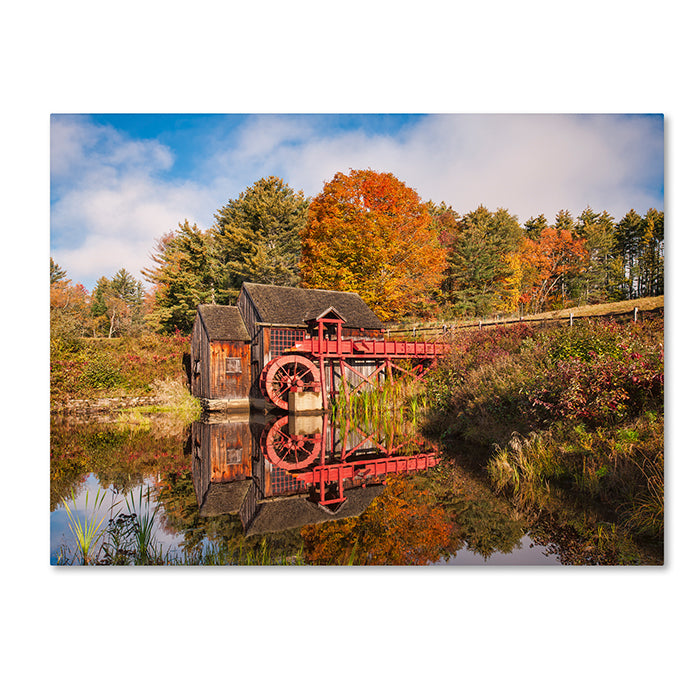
top-left (387, 299), bottom-right (664, 341)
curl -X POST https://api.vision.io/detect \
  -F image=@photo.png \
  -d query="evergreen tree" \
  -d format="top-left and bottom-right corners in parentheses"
top-left (212, 176), bottom-right (309, 301)
top-left (91, 268), bottom-right (145, 337)
top-left (572, 207), bottom-right (619, 304)
top-left (555, 209), bottom-right (575, 233)
top-left (524, 214), bottom-right (548, 239)
top-left (50, 257), bottom-right (68, 285)
top-left (448, 206), bottom-right (523, 317)
top-left (614, 209), bottom-right (644, 299)
top-left (142, 220), bottom-right (215, 333)
top-left (639, 208), bottom-right (664, 297)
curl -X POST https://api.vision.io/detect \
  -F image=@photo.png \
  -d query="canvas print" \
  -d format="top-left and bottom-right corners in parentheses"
top-left (50, 114), bottom-right (664, 566)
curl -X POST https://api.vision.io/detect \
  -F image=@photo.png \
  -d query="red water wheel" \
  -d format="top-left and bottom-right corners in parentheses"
top-left (260, 354), bottom-right (321, 410)
top-left (262, 416), bottom-right (321, 470)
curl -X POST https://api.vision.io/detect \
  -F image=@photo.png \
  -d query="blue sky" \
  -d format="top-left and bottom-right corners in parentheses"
top-left (50, 113), bottom-right (664, 291)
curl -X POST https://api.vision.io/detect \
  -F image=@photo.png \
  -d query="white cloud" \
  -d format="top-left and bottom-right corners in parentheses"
top-left (204, 113), bottom-right (663, 224)
top-left (51, 116), bottom-right (218, 287)
top-left (51, 113), bottom-right (664, 290)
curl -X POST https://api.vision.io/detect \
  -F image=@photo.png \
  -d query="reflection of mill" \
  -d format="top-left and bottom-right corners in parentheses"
top-left (190, 414), bottom-right (438, 535)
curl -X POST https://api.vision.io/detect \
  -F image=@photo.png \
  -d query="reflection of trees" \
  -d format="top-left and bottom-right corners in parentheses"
top-left (449, 500), bottom-right (524, 559)
top-left (301, 464), bottom-right (526, 565)
top-left (302, 476), bottom-right (461, 565)
top-left (52, 415), bottom-right (530, 565)
top-left (50, 418), bottom-right (189, 509)
top-left (302, 464), bottom-right (523, 564)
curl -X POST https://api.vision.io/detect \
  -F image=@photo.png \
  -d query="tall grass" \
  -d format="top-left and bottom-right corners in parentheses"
top-left (332, 374), bottom-right (427, 426)
top-left (60, 487), bottom-right (111, 564)
top-left (125, 486), bottom-right (159, 564)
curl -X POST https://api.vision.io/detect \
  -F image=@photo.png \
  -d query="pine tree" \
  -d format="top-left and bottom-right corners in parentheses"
top-left (614, 209), bottom-right (644, 299)
top-left (212, 176), bottom-right (309, 301)
top-left (447, 206), bottom-right (522, 317)
top-left (572, 207), bottom-right (618, 304)
top-left (524, 214), bottom-right (548, 239)
top-left (142, 220), bottom-right (215, 333)
top-left (639, 208), bottom-right (664, 297)
top-left (50, 257), bottom-right (68, 285)
top-left (555, 209), bottom-right (575, 233)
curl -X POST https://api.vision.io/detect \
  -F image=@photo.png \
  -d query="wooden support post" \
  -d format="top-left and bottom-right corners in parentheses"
top-left (570, 312), bottom-right (574, 327)
top-left (634, 307), bottom-right (639, 323)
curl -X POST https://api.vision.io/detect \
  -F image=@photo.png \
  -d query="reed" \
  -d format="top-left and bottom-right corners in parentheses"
top-left (60, 487), bottom-right (110, 564)
top-left (124, 485), bottom-right (159, 564)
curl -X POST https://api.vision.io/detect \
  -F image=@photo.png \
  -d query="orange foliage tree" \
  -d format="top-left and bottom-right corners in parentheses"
top-left (300, 170), bottom-right (446, 321)
top-left (50, 259), bottom-right (93, 339)
top-left (518, 227), bottom-right (589, 312)
top-left (301, 476), bottom-right (460, 565)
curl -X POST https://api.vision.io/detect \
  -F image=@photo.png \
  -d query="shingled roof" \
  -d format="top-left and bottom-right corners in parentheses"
top-left (244, 484), bottom-right (385, 535)
top-left (197, 304), bottom-right (251, 341)
top-left (239, 282), bottom-right (384, 330)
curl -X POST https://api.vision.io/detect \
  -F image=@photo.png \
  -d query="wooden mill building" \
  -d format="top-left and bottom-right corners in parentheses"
top-left (191, 282), bottom-right (385, 411)
top-left (190, 303), bottom-right (252, 411)
top-left (236, 282), bottom-right (384, 405)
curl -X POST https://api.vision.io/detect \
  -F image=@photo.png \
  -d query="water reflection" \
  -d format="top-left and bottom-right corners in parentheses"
top-left (189, 412), bottom-right (438, 537)
top-left (50, 411), bottom-right (562, 565)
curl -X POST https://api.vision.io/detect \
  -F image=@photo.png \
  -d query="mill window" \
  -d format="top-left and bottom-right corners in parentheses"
top-left (226, 446), bottom-right (242, 465)
top-left (270, 328), bottom-right (305, 357)
top-left (226, 357), bottom-right (242, 374)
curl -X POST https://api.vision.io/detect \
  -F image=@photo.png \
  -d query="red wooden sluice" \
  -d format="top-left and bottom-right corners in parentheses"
top-left (260, 315), bottom-right (451, 410)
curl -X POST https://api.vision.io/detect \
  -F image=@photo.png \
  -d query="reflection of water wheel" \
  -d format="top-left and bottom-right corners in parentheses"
top-left (260, 354), bottom-right (321, 410)
top-left (262, 416), bottom-right (321, 470)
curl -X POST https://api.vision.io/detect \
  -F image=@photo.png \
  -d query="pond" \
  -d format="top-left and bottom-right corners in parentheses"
top-left (50, 409), bottom-right (563, 566)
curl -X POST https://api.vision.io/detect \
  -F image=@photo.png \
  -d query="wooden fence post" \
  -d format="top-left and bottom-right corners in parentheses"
top-left (634, 307), bottom-right (639, 323)
top-left (569, 312), bottom-right (574, 327)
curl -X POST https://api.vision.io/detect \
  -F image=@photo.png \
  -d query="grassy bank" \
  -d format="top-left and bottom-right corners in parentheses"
top-left (422, 314), bottom-right (664, 561)
top-left (50, 332), bottom-right (197, 413)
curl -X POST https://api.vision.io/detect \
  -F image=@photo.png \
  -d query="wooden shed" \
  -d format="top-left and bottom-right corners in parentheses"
top-left (235, 282), bottom-right (384, 406)
top-left (191, 304), bottom-right (251, 410)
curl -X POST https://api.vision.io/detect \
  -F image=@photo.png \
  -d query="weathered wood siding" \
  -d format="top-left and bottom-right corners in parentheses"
top-left (236, 288), bottom-right (265, 398)
top-left (208, 341), bottom-right (251, 400)
top-left (235, 285), bottom-right (388, 400)
top-left (190, 311), bottom-right (208, 399)
top-left (191, 308), bottom-right (252, 400)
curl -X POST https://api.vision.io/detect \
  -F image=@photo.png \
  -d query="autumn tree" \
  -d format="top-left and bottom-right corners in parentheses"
top-left (300, 169), bottom-right (446, 321)
top-left (212, 176), bottom-right (309, 302)
top-left (518, 227), bottom-right (589, 313)
top-left (426, 200), bottom-right (461, 310)
top-left (142, 220), bottom-right (215, 333)
top-left (50, 259), bottom-right (91, 343)
top-left (447, 206), bottom-right (523, 317)
top-left (91, 268), bottom-right (145, 337)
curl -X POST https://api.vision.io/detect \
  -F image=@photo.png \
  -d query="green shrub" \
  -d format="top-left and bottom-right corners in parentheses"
top-left (81, 354), bottom-right (123, 389)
